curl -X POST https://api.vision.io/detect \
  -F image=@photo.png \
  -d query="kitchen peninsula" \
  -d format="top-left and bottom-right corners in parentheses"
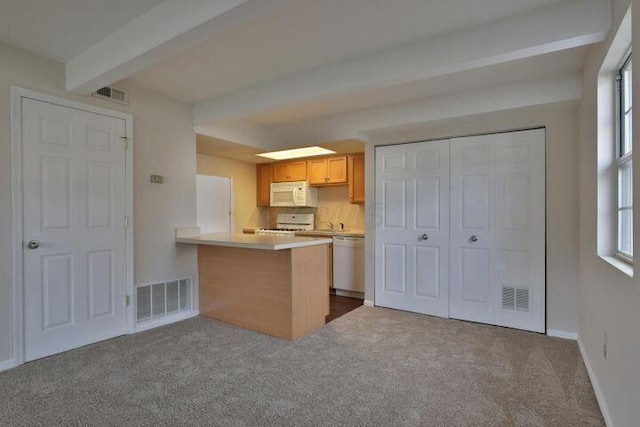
top-left (176, 230), bottom-right (332, 340)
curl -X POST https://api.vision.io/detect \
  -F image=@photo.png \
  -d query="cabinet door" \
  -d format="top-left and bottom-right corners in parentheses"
top-left (328, 243), bottom-right (333, 290)
top-left (308, 159), bottom-right (328, 184)
top-left (256, 163), bottom-right (271, 206)
top-left (272, 163), bottom-right (289, 182)
top-left (288, 161), bottom-right (307, 181)
top-left (327, 156), bottom-right (348, 184)
top-left (349, 154), bottom-right (365, 203)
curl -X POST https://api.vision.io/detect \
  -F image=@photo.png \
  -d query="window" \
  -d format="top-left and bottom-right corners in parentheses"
top-left (616, 52), bottom-right (633, 261)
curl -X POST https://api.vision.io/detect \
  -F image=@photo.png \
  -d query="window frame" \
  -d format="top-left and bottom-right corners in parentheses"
top-left (615, 51), bottom-right (633, 263)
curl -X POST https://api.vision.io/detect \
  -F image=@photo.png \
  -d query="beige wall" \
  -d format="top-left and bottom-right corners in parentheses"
top-left (365, 102), bottom-right (581, 335)
top-left (0, 42), bottom-right (198, 365)
top-left (196, 154), bottom-right (267, 231)
top-left (315, 186), bottom-right (365, 231)
top-left (577, 0), bottom-right (640, 425)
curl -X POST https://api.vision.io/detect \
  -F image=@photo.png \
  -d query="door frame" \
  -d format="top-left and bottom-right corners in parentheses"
top-left (10, 86), bottom-right (134, 368)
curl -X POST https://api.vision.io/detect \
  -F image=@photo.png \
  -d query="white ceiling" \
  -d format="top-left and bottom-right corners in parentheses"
top-left (0, 0), bottom-right (164, 62)
top-left (0, 0), bottom-right (607, 149)
top-left (244, 46), bottom-right (589, 127)
top-left (127, 0), bottom-right (566, 104)
top-left (196, 133), bottom-right (364, 164)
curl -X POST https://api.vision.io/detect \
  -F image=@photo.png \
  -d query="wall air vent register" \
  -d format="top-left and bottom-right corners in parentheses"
top-left (92, 86), bottom-right (129, 105)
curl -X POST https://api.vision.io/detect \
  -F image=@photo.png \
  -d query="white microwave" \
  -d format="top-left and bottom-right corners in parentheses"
top-left (270, 181), bottom-right (318, 207)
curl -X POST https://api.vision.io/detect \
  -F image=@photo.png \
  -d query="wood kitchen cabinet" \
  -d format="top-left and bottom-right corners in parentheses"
top-left (272, 161), bottom-right (307, 182)
top-left (256, 163), bottom-right (272, 206)
top-left (308, 156), bottom-right (347, 185)
top-left (348, 154), bottom-right (365, 204)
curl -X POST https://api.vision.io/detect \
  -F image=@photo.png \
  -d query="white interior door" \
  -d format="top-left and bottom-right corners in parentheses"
top-left (196, 175), bottom-right (234, 233)
top-left (375, 139), bottom-right (450, 317)
top-left (450, 129), bottom-right (545, 332)
top-left (22, 98), bottom-right (128, 361)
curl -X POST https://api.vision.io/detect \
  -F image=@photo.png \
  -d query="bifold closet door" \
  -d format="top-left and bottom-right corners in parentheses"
top-left (374, 139), bottom-right (450, 317)
top-left (449, 129), bottom-right (545, 333)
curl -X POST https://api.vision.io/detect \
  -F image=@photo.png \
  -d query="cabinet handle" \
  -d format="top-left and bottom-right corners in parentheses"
top-left (419, 234), bottom-right (429, 241)
top-left (469, 235), bottom-right (478, 242)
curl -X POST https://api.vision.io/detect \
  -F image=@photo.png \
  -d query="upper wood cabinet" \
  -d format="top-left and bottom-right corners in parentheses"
top-left (348, 154), bottom-right (365, 204)
top-left (308, 156), bottom-right (347, 185)
top-left (272, 161), bottom-right (307, 182)
top-left (256, 163), bottom-right (272, 206)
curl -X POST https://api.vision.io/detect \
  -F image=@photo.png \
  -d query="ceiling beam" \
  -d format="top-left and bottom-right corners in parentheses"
top-left (194, 0), bottom-right (609, 126)
top-left (65, 0), bottom-right (293, 94)
top-left (268, 74), bottom-right (582, 146)
top-left (194, 120), bottom-right (275, 150)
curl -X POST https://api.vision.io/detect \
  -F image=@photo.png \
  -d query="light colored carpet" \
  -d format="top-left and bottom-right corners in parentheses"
top-left (0, 307), bottom-right (603, 426)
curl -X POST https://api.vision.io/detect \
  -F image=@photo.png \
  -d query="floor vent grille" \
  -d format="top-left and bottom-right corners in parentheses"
top-left (136, 277), bottom-right (192, 324)
top-left (501, 285), bottom-right (530, 312)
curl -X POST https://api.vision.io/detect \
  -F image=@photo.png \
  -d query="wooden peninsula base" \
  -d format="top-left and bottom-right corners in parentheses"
top-left (198, 243), bottom-right (330, 340)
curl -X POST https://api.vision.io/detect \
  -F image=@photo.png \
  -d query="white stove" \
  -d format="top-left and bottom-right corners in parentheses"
top-left (255, 213), bottom-right (314, 235)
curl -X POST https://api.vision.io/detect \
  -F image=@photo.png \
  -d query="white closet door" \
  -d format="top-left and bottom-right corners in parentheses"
top-left (493, 130), bottom-right (545, 332)
top-left (449, 137), bottom-right (495, 324)
top-left (374, 139), bottom-right (450, 317)
top-left (450, 129), bottom-right (545, 332)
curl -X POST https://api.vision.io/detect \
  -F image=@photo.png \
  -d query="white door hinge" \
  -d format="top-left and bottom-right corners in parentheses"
top-left (124, 216), bottom-right (129, 228)
top-left (125, 295), bottom-right (130, 306)
top-left (120, 136), bottom-right (129, 149)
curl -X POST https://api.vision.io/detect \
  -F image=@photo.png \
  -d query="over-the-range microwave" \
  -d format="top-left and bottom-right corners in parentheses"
top-left (270, 181), bottom-right (318, 207)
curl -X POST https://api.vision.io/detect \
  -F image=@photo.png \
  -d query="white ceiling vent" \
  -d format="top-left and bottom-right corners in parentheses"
top-left (92, 86), bottom-right (128, 105)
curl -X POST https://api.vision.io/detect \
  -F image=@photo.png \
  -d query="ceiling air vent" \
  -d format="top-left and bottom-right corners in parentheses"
top-left (92, 86), bottom-right (128, 105)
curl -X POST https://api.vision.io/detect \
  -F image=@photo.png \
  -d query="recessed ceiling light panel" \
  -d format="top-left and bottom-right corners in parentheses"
top-left (257, 146), bottom-right (336, 160)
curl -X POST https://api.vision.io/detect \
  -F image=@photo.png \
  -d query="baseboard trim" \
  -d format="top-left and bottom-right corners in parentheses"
top-left (335, 289), bottom-right (364, 299)
top-left (0, 358), bottom-right (17, 372)
top-left (547, 329), bottom-right (578, 340)
top-left (134, 310), bottom-right (199, 333)
top-left (363, 300), bottom-right (374, 307)
top-left (577, 335), bottom-right (613, 427)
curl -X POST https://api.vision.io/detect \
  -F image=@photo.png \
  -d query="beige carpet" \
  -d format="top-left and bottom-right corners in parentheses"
top-left (0, 307), bottom-right (603, 426)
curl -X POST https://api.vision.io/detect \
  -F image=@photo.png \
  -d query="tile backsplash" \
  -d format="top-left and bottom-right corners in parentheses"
top-left (267, 185), bottom-right (364, 230)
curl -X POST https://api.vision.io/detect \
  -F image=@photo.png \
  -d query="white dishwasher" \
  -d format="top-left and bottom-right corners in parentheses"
top-left (332, 236), bottom-right (365, 298)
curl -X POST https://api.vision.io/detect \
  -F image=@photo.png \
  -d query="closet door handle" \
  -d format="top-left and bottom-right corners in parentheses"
top-left (469, 235), bottom-right (478, 242)
top-left (419, 234), bottom-right (429, 240)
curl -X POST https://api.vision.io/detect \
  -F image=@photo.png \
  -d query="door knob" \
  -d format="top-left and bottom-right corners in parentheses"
top-left (420, 233), bottom-right (429, 240)
top-left (469, 235), bottom-right (478, 242)
top-left (27, 240), bottom-right (40, 249)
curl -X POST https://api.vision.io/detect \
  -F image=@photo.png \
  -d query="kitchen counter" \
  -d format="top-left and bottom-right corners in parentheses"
top-left (175, 228), bottom-right (330, 340)
top-left (295, 229), bottom-right (365, 238)
top-left (242, 227), bottom-right (365, 238)
top-left (176, 232), bottom-right (332, 250)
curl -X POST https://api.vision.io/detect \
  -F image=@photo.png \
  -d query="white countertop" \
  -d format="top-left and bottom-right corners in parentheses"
top-left (295, 229), bottom-right (365, 238)
top-left (242, 228), bottom-right (365, 238)
top-left (176, 232), bottom-right (333, 251)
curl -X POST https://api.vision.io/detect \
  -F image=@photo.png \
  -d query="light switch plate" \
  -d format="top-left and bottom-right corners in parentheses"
top-left (150, 174), bottom-right (164, 184)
